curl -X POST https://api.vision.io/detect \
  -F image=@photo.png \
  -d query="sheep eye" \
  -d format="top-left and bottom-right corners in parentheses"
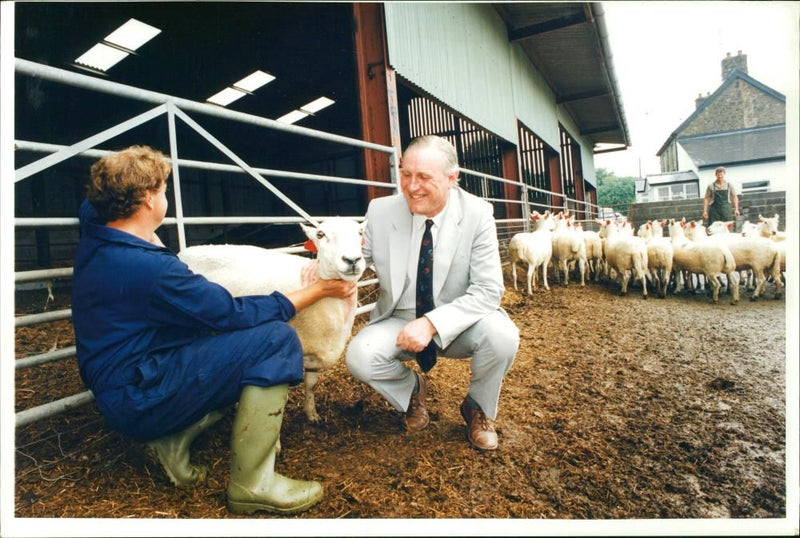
top-left (316, 230), bottom-right (326, 240)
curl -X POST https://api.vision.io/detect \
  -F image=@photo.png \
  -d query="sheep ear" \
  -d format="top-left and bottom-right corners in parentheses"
top-left (300, 222), bottom-right (319, 240)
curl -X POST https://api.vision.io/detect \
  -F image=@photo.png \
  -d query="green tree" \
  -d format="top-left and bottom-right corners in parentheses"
top-left (595, 167), bottom-right (615, 188)
top-left (597, 172), bottom-right (636, 210)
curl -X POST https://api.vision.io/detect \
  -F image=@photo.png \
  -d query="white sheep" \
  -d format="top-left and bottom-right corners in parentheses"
top-left (741, 216), bottom-right (786, 278)
top-left (636, 220), bottom-right (674, 299)
top-left (508, 210), bottom-right (554, 294)
top-left (757, 214), bottom-right (786, 242)
top-left (597, 218), bottom-right (649, 298)
top-left (702, 220), bottom-right (782, 300)
top-left (551, 212), bottom-right (587, 287)
top-left (576, 223), bottom-right (604, 283)
top-left (668, 218), bottom-right (739, 304)
top-left (178, 218), bottom-right (367, 422)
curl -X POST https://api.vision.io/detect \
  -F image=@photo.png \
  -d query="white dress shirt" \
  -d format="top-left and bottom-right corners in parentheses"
top-left (395, 197), bottom-right (450, 311)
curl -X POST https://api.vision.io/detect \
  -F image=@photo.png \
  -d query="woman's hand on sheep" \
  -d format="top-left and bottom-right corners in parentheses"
top-left (396, 316), bottom-right (437, 353)
top-left (314, 278), bottom-right (357, 299)
top-left (285, 278), bottom-right (357, 313)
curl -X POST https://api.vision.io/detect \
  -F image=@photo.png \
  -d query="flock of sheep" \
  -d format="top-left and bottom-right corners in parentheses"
top-left (508, 210), bottom-right (786, 304)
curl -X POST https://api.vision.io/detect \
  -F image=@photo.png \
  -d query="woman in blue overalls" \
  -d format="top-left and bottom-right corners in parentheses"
top-left (703, 166), bottom-right (740, 226)
top-left (71, 145), bottom-right (356, 514)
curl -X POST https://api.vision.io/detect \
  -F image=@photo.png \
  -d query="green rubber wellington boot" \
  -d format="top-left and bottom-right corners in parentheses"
top-left (146, 408), bottom-right (226, 488)
top-left (227, 384), bottom-right (323, 515)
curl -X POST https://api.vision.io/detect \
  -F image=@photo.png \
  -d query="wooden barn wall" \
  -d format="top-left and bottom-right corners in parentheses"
top-left (384, 3), bottom-right (517, 143)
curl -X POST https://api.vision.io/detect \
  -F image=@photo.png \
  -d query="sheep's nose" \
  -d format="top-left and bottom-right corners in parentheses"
top-left (342, 255), bottom-right (362, 266)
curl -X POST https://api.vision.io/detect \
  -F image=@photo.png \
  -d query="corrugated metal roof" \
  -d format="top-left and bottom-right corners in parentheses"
top-left (678, 126), bottom-right (785, 168)
top-left (494, 2), bottom-right (630, 148)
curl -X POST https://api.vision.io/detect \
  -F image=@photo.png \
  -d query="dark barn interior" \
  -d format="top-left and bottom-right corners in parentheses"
top-left (14, 2), bottom-right (373, 266)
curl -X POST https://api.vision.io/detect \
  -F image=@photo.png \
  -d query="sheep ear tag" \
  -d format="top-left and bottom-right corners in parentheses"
top-left (304, 239), bottom-right (318, 254)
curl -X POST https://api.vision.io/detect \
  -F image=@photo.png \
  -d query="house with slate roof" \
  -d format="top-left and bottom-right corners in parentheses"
top-left (638, 51), bottom-right (786, 203)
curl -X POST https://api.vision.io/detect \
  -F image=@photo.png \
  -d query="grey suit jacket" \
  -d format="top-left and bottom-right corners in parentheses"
top-left (363, 187), bottom-right (505, 349)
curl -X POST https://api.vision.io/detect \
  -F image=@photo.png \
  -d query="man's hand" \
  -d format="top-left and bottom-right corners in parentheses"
top-left (396, 316), bottom-right (437, 353)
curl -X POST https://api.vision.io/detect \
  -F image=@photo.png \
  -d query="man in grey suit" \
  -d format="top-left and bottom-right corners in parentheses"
top-left (346, 135), bottom-right (519, 450)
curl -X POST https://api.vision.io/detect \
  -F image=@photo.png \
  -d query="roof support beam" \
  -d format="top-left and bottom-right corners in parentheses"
top-left (580, 124), bottom-right (619, 136)
top-left (508, 12), bottom-right (587, 41)
top-left (557, 88), bottom-right (610, 104)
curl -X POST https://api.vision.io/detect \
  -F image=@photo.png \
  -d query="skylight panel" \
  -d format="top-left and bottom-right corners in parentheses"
top-left (276, 110), bottom-right (310, 124)
top-left (300, 97), bottom-right (335, 114)
top-left (75, 43), bottom-right (129, 72)
top-left (207, 87), bottom-right (247, 107)
top-left (105, 18), bottom-right (161, 51)
top-left (234, 70), bottom-right (275, 92)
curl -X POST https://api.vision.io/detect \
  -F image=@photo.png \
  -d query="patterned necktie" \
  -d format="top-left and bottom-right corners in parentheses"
top-left (416, 219), bottom-right (437, 372)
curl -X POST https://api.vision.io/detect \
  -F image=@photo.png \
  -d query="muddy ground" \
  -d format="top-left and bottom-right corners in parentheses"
top-left (13, 269), bottom-right (789, 526)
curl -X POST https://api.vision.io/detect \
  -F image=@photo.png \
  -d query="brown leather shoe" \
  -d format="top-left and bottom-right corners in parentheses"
top-left (402, 372), bottom-right (429, 431)
top-left (460, 399), bottom-right (498, 450)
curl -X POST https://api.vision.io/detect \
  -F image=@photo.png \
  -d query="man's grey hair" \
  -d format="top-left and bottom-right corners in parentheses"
top-left (715, 166), bottom-right (726, 174)
top-left (405, 135), bottom-right (460, 177)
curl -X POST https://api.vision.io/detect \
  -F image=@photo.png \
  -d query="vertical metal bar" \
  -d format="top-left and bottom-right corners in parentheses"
top-left (166, 102), bottom-right (187, 251)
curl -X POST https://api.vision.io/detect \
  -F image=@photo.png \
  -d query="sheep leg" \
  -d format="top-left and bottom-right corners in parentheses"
top-left (771, 258), bottom-right (783, 299)
top-left (526, 263), bottom-right (534, 295)
top-left (542, 256), bottom-right (550, 291)
top-left (578, 259), bottom-right (586, 287)
top-left (561, 260), bottom-right (569, 287)
top-left (727, 272), bottom-right (740, 305)
top-left (751, 268), bottom-right (766, 300)
top-left (303, 362), bottom-right (322, 423)
top-left (511, 261), bottom-right (519, 291)
top-left (639, 269), bottom-right (648, 299)
top-left (620, 270), bottom-right (630, 296)
top-left (706, 274), bottom-right (721, 303)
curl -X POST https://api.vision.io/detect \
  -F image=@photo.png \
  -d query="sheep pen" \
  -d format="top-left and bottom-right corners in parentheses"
top-left (13, 266), bottom-right (788, 522)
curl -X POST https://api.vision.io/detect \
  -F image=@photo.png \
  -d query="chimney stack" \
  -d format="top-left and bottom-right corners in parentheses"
top-left (695, 92), bottom-right (707, 109)
top-left (721, 50), bottom-right (748, 80)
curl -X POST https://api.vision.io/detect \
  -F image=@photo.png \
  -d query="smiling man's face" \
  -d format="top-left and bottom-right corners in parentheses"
top-left (399, 144), bottom-right (458, 218)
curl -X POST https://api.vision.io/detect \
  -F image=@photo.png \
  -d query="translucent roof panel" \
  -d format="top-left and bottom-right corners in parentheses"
top-left (74, 43), bottom-right (129, 71)
top-left (276, 110), bottom-right (309, 124)
top-left (234, 70), bottom-right (275, 92)
top-left (105, 18), bottom-right (161, 51)
top-left (207, 87), bottom-right (247, 107)
top-left (300, 96), bottom-right (334, 114)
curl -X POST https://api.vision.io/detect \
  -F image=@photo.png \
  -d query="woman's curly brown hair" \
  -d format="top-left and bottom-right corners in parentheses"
top-left (87, 145), bottom-right (171, 221)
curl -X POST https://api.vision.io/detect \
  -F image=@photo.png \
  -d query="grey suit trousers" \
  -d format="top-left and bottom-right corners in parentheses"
top-left (345, 308), bottom-right (519, 420)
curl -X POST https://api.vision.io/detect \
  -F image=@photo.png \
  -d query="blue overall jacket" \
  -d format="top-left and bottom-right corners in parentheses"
top-left (71, 200), bottom-right (302, 439)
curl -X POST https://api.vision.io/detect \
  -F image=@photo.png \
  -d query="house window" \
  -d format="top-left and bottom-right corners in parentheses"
top-left (652, 183), bottom-right (698, 201)
top-left (741, 180), bottom-right (770, 194)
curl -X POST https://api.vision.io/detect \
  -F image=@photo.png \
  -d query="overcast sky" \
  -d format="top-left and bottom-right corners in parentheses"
top-left (593, 1), bottom-right (799, 178)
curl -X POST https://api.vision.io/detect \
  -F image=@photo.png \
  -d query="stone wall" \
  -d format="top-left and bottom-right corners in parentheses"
top-left (681, 80), bottom-right (785, 137)
top-left (627, 190), bottom-right (786, 232)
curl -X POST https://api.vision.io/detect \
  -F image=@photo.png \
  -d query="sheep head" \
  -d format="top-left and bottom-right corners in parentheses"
top-left (300, 218), bottom-right (367, 282)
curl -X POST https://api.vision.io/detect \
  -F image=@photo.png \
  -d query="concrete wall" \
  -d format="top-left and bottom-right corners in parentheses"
top-left (628, 190), bottom-right (786, 232)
